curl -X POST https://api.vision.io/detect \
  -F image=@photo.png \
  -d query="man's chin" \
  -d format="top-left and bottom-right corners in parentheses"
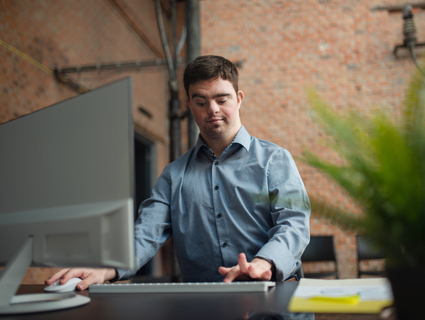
top-left (203, 127), bottom-right (225, 139)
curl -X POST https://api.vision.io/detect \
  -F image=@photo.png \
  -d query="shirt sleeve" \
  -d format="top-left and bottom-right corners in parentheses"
top-left (254, 148), bottom-right (311, 281)
top-left (114, 167), bottom-right (173, 281)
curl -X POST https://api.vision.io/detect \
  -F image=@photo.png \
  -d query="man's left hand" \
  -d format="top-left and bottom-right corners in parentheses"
top-left (218, 253), bottom-right (273, 283)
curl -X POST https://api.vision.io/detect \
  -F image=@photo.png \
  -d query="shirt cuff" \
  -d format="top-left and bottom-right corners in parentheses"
top-left (255, 243), bottom-right (297, 281)
top-left (110, 268), bottom-right (137, 282)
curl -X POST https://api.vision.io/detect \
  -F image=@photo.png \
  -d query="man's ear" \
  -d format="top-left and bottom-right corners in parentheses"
top-left (237, 91), bottom-right (244, 108)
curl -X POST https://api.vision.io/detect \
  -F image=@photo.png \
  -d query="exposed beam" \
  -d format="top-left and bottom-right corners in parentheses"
top-left (107, 0), bottom-right (164, 58)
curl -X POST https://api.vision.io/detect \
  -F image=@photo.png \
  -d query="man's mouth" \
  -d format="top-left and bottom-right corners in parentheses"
top-left (207, 118), bottom-right (222, 124)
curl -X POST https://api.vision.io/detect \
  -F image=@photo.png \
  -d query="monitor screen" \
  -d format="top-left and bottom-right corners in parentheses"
top-left (0, 78), bottom-right (136, 314)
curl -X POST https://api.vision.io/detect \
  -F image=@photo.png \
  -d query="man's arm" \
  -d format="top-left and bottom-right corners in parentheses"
top-left (115, 168), bottom-right (173, 281)
top-left (219, 148), bottom-right (310, 282)
top-left (255, 148), bottom-right (311, 281)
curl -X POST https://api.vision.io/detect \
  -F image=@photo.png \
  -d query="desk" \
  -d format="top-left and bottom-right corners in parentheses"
top-left (1, 283), bottom-right (391, 320)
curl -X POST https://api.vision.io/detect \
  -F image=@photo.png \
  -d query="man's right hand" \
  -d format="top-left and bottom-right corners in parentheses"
top-left (45, 268), bottom-right (117, 291)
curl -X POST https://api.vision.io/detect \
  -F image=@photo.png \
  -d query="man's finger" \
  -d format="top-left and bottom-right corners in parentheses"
top-left (218, 266), bottom-right (231, 276)
top-left (257, 268), bottom-right (272, 281)
top-left (223, 265), bottom-right (241, 283)
top-left (246, 263), bottom-right (273, 281)
top-left (246, 264), bottom-right (259, 279)
top-left (45, 268), bottom-right (70, 286)
top-left (252, 266), bottom-right (272, 281)
top-left (77, 277), bottom-right (97, 291)
top-left (60, 268), bottom-right (86, 284)
top-left (238, 253), bottom-right (249, 274)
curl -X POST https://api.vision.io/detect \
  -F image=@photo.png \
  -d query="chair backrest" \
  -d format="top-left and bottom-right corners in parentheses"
top-left (356, 234), bottom-right (385, 260)
top-left (356, 234), bottom-right (386, 277)
top-left (301, 235), bottom-right (338, 278)
top-left (302, 236), bottom-right (336, 262)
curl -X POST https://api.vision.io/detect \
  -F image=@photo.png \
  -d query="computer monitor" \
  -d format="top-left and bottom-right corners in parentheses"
top-left (0, 78), bottom-right (136, 314)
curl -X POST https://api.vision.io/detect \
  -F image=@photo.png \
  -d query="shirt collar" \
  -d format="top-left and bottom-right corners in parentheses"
top-left (194, 125), bottom-right (251, 157)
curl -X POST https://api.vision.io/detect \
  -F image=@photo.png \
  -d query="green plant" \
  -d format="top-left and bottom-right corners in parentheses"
top-left (304, 66), bottom-right (425, 268)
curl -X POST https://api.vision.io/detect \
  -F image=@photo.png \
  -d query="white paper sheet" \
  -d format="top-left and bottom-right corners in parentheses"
top-left (293, 278), bottom-right (393, 301)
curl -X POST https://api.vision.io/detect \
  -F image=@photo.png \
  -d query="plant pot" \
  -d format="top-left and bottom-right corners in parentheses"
top-left (386, 265), bottom-right (425, 320)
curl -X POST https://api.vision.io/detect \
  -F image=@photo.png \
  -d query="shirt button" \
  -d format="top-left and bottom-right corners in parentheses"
top-left (214, 186), bottom-right (219, 190)
top-left (222, 242), bottom-right (227, 248)
top-left (217, 213), bottom-right (222, 218)
top-left (215, 161), bottom-right (219, 165)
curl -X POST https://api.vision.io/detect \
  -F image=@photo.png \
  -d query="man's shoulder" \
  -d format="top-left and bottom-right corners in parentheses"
top-left (247, 136), bottom-right (297, 168)
top-left (249, 135), bottom-right (289, 155)
top-left (163, 146), bottom-right (196, 172)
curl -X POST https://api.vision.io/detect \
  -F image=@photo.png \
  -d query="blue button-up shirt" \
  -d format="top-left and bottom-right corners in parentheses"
top-left (118, 126), bottom-right (310, 282)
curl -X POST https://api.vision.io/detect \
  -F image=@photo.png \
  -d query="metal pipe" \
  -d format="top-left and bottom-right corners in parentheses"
top-left (54, 59), bottom-right (169, 75)
top-left (155, 0), bottom-right (175, 81)
top-left (185, 0), bottom-right (201, 148)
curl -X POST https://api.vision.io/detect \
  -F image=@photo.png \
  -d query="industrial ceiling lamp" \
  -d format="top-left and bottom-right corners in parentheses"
top-left (393, 5), bottom-right (425, 75)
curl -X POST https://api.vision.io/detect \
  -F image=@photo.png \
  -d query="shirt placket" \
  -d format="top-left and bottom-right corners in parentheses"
top-left (210, 157), bottom-right (232, 265)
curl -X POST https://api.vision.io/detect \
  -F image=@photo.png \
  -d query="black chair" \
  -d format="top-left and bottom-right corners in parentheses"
top-left (301, 235), bottom-right (338, 278)
top-left (295, 264), bottom-right (304, 279)
top-left (356, 234), bottom-right (386, 277)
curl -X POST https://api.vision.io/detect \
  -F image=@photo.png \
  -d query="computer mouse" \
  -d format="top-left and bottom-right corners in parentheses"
top-left (44, 277), bottom-right (82, 293)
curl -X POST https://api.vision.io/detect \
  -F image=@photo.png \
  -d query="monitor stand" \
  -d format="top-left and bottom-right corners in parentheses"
top-left (0, 237), bottom-right (90, 314)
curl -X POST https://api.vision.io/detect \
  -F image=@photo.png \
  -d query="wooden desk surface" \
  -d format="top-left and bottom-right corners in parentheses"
top-left (0, 283), bottom-right (389, 320)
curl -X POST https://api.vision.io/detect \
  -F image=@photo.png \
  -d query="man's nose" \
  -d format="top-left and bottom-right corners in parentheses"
top-left (208, 101), bottom-right (220, 114)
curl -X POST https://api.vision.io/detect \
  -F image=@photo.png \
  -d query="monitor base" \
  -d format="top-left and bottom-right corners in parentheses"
top-left (1, 292), bottom-right (90, 314)
top-left (0, 237), bottom-right (90, 315)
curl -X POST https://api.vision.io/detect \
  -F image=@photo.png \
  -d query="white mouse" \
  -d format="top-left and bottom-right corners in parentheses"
top-left (44, 277), bottom-right (82, 293)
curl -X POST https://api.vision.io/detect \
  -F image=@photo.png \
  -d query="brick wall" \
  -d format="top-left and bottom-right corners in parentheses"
top-left (200, 0), bottom-right (425, 278)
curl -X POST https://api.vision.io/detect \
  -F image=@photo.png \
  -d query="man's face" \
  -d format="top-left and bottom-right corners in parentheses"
top-left (186, 77), bottom-right (244, 143)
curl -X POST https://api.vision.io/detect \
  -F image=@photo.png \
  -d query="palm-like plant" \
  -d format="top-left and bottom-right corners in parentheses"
top-left (304, 66), bottom-right (425, 269)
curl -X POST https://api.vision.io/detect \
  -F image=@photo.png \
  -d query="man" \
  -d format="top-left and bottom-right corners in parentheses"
top-left (46, 55), bottom-right (310, 290)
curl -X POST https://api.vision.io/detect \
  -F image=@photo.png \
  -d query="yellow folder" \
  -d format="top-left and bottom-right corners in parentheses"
top-left (288, 278), bottom-right (393, 314)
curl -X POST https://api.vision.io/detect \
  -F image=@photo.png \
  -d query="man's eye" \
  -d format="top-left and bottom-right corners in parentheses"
top-left (218, 100), bottom-right (227, 104)
top-left (197, 102), bottom-right (206, 106)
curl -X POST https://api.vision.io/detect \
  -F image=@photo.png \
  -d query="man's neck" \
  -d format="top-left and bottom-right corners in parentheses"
top-left (202, 139), bottom-right (228, 159)
top-left (201, 126), bottom-right (241, 158)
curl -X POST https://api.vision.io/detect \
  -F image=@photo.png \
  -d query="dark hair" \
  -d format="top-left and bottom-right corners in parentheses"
top-left (183, 55), bottom-right (239, 99)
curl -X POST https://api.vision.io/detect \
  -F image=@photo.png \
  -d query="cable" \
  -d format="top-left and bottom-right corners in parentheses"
top-left (0, 38), bottom-right (53, 76)
top-left (407, 42), bottom-right (425, 76)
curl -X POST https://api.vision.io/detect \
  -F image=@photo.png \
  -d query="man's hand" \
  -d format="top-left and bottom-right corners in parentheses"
top-left (218, 253), bottom-right (273, 283)
top-left (45, 268), bottom-right (117, 291)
